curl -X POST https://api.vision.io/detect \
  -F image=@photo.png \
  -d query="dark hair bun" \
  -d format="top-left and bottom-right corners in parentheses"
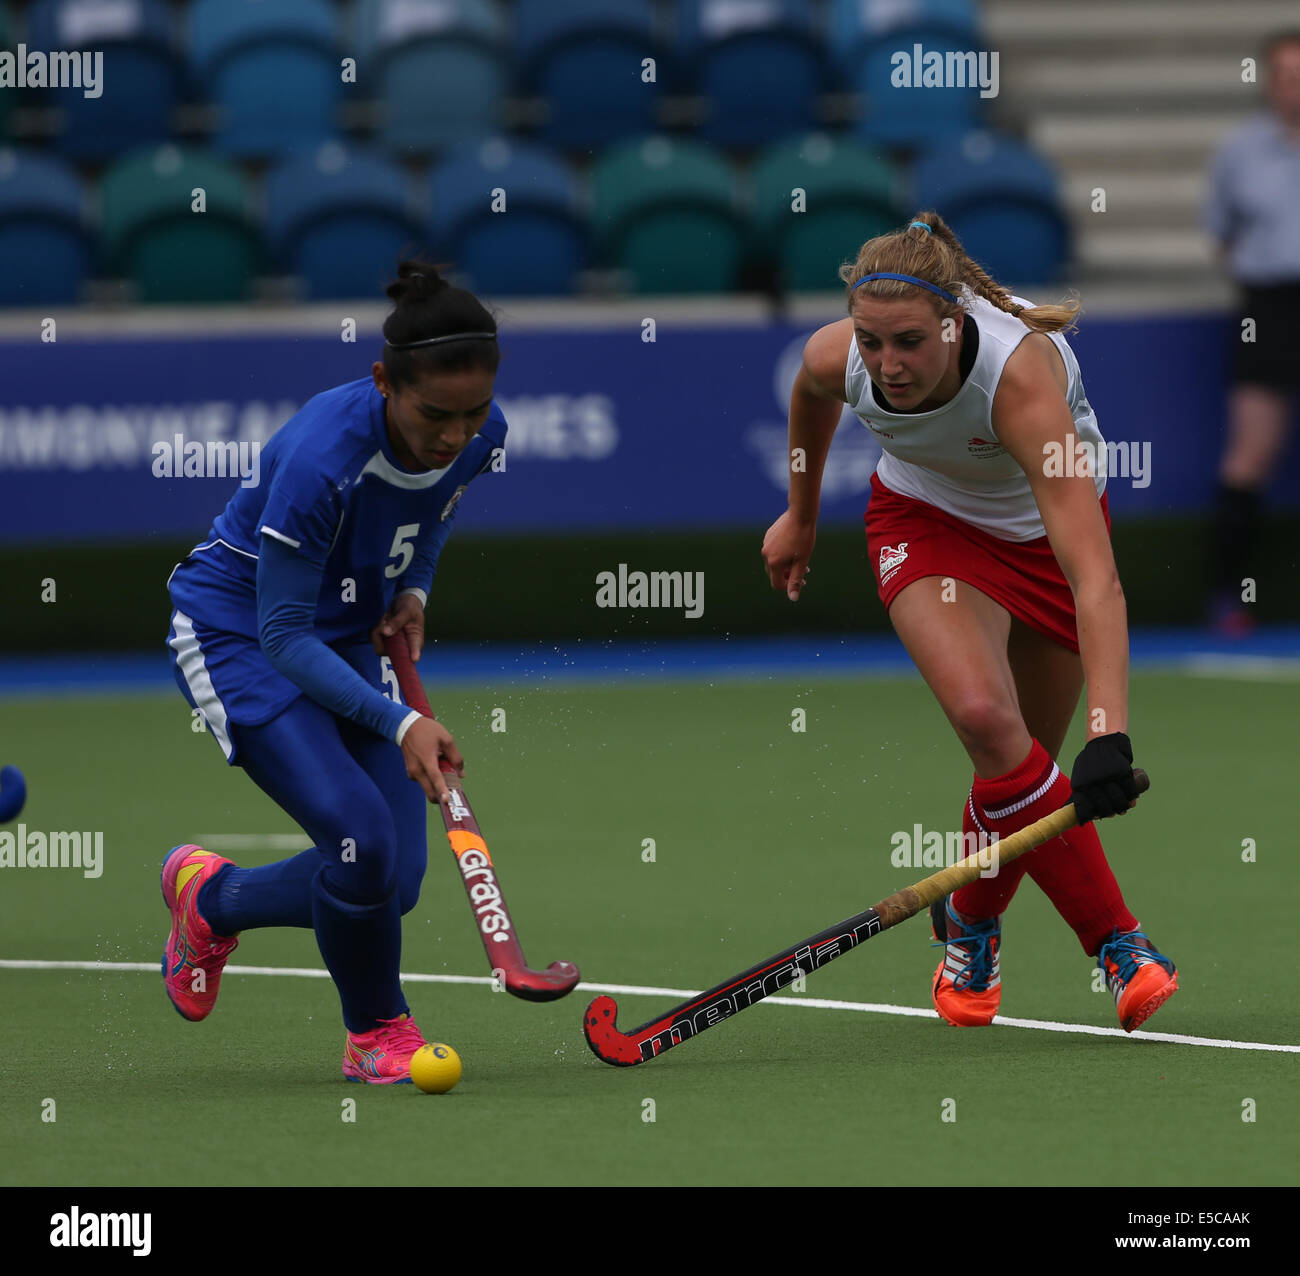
top-left (380, 258), bottom-right (500, 387)
top-left (386, 260), bottom-right (450, 308)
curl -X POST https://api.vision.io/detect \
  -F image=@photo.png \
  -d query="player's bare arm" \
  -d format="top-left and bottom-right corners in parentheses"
top-left (993, 333), bottom-right (1129, 741)
top-left (761, 318), bottom-right (852, 599)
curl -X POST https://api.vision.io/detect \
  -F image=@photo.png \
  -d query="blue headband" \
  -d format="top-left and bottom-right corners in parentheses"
top-left (851, 272), bottom-right (959, 304)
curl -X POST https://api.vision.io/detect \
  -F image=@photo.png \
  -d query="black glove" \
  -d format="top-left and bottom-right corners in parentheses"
top-left (1070, 732), bottom-right (1138, 823)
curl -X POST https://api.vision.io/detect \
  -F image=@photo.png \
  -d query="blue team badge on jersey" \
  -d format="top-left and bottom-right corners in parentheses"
top-left (441, 485), bottom-right (468, 521)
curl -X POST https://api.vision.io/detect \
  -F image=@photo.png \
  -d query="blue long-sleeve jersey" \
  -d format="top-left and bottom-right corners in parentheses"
top-left (168, 375), bottom-right (506, 739)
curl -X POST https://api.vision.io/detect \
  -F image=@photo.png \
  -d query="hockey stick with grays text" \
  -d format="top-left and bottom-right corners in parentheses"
top-left (386, 632), bottom-right (580, 1002)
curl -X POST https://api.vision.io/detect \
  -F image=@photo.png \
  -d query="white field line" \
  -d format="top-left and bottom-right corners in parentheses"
top-left (2, 959), bottom-right (1296, 1055)
top-left (197, 835), bottom-right (312, 851)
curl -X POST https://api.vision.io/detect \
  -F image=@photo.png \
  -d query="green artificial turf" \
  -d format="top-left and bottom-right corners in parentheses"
top-left (1, 672), bottom-right (1296, 1186)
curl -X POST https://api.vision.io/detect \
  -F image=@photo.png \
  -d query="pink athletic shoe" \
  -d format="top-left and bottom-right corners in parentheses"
top-left (161, 844), bottom-right (239, 1021)
top-left (342, 1014), bottom-right (428, 1084)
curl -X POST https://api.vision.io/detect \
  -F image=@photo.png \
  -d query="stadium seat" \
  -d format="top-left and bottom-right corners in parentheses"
top-left (913, 131), bottom-right (1071, 285)
top-left (265, 142), bottom-right (424, 300)
top-left (428, 138), bottom-right (586, 296)
top-left (589, 135), bottom-right (745, 294)
top-left (750, 133), bottom-right (902, 291)
top-left (827, 0), bottom-right (980, 61)
top-left (828, 0), bottom-right (986, 148)
top-left (515, 0), bottom-right (665, 149)
top-left (356, 0), bottom-right (508, 154)
top-left (0, 148), bottom-right (92, 304)
top-left (100, 146), bottom-right (261, 303)
top-left (189, 0), bottom-right (342, 159)
top-left (676, 0), bottom-right (830, 148)
top-left (27, 0), bottom-right (181, 160)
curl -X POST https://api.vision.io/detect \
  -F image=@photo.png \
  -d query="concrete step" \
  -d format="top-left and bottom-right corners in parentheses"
top-left (984, 0), bottom-right (1283, 44)
top-left (1057, 172), bottom-right (1210, 227)
top-left (1002, 56), bottom-right (1257, 110)
top-left (1072, 226), bottom-right (1217, 273)
top-left (978, 0), bottom-right (1272, 289)
top-left (1031, 110), bottom-right (1250, 166)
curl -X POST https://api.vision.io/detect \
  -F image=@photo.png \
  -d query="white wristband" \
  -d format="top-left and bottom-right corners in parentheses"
top-left (397, 587), bottom-right (428, 607)
top-left (394, 709), bottom-right (422, 746)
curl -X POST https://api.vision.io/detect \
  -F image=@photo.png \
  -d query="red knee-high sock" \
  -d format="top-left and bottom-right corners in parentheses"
top-left (1022, 780), bottom-right (1138, 958)
top-left (951, 738), bottom-right (1138, 954)
top-left (951, 740), bottom-right (1058, 919)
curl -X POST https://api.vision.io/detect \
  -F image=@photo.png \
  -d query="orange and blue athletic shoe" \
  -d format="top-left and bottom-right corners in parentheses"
top-left (1098, 927), bottom-right (1178, 1032)
top-left (342, 1013), bottom-right (428, 1084)
top-left (161, 844), bottom-right (239, 1022)
top-left (930, 897), bottom-right (1002, 1026)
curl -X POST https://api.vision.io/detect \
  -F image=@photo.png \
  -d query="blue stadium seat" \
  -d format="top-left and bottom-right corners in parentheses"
top-left (356, 0), bottom-right (508, 153)
top-left (27, 0), bottom-right (180, 160)
top-left (828, 0), bottom-right (980, 63)
top-left (265, 143), bottom-right (424, 299)
top-left (428, 138), bottom-right (586, 296)
top-left (0, 148), bottom-right (91, 304)
top-left (828, 0), bottom-right (985, 148)
top-left (913, 131), bottom-right (1071, 285)
top-left (676, 0), bottom-right (829, 148)
top-left (189, 0), bottom-right (342, 159)
top-left (515, 0), bottom-right (665, 149)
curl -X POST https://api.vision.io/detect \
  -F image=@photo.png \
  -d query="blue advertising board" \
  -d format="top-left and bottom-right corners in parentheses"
top-left (0, 310), bottom-right (1292, 544)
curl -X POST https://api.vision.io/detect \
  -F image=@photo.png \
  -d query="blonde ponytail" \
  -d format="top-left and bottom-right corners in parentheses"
top-left (841, 211), bottom-right (1080, 334)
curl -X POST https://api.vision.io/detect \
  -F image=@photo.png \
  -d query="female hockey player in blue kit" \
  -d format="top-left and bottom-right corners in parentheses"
top-left (162, 263), bottom-right (506, 1082)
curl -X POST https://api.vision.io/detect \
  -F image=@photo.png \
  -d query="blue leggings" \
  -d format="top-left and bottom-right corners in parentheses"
top-left (197, 695), bottom-right (428, 1032)
top-left (204, 695), bottom-right (428, 927)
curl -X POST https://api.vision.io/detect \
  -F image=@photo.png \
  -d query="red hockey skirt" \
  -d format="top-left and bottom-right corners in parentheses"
top-left (863, 473), bottom-right (1111, 655)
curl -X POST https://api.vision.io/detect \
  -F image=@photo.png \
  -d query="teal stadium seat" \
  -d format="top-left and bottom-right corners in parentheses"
top-left (0, 148), bottom-right (91, 304)
top-left (189, 0), bottom-right (343, 159)
top-left (751, 132), bottom-right (902, 291)
top-left (356, 0), bottom-right (508, 154)
top-left (590, 136), bottom-right (745, 294)
top-left (99, 146), bottom-right (261, 302)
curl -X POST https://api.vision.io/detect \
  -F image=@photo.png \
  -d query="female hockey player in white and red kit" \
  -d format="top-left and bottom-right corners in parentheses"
top-left (762, 213), bottom-right (1177, 1032)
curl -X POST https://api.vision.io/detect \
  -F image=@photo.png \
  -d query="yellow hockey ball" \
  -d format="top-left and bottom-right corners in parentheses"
top-left (410, 1043), bottom-right (462, 1094)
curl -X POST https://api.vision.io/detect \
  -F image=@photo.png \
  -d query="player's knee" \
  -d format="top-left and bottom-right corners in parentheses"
top-left (320, 814), bottom-right (400, 903)
top-left (396, 861), bottom-right (426, 915)
top-left (947, 696), bottom-right (1022, 758)
top-left (315, 863), bottom-right (398, 914)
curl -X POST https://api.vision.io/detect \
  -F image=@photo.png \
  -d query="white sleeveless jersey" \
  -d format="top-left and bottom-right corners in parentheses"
top-left (844, 287), bottom-right (1105, 542)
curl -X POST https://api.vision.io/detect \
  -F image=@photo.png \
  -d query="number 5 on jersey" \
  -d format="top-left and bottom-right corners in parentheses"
top-left (385, 524), bottom-right (420, 578)
top-left (379, 656), bottom-right (401, 703)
